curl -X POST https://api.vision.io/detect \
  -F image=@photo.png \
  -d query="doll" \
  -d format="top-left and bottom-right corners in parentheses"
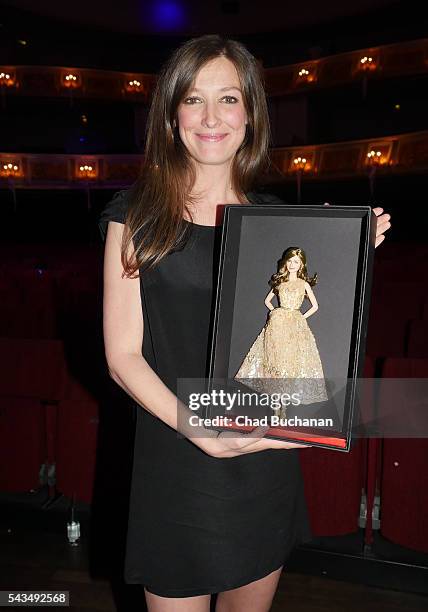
top-left (234, 247), bottom-right (328, 413)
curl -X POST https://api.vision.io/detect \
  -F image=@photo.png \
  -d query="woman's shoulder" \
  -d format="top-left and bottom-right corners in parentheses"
top-left (246, 189), bottom-right (287, 205)
top-left (98, 188), bottom-right (131, 242)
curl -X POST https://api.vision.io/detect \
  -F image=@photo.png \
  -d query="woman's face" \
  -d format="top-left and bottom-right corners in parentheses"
top-left (286, 255), bottom-right (302, 273)
top-left (176, 56), bottom-right (248, 168)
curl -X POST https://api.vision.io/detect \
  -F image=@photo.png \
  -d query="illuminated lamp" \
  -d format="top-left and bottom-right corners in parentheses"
top-left (289, 154), bottom-right (313, 204)
top-left (125, 78), bottom-right (144, 93)
top-left (296, 66), bottom-right (316, 83)
top-left (62, 70), bottom-right (81, 89)
top-left (0, 160), bottom-right (22, 178)
top-left (366, 145), bottom-right (391, 167)
top-left (291, 156), bottom-right (312, 172)
top-left (359, 55), bottom-right (378, 72)
top-left (76, 160), bottom-right (98, 180)
top-left (0, 70), bottom-right (16, 88)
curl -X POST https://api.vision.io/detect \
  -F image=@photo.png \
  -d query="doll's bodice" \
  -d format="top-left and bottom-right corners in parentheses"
top-left (277, 278), bottom-right (306, 310)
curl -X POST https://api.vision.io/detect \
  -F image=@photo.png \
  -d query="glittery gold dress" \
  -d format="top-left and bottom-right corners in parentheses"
top-left (234, 278), bottom-right (328, 405)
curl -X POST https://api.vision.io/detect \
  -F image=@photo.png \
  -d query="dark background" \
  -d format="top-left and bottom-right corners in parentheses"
top-left (1, 0), bottom-right (427, 243)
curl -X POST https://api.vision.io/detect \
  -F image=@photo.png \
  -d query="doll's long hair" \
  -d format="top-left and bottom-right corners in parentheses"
top-left (117, 34), bottom-right (272, 276)
top-left (269, 247), bottom-right (317, 294)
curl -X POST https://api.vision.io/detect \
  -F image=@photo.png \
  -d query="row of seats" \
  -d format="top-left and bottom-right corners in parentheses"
top-left (0, 268), bottom-right (102, 339)
top-left (1, 336), bottom-right (427, 553)
top-left (366, 318), bottom-right (428, 358)
top-left (290, 352), bottom-right (428, 554)
top-left (366, 278), bottom-right (428, 357)
top-left (1, 260), bottom-right (428, 358)
top-left (372, 258), bottom-right (428, 282)
top-left (0, 338), bottom-right (102, 504)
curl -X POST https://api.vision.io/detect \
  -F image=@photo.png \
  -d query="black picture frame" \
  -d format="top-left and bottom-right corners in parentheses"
top-left (207, 204), bottom-right (376, 452)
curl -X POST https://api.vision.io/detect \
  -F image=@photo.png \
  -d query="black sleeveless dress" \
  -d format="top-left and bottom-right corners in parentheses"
top-left (98, 189), bottom-right (313, 598)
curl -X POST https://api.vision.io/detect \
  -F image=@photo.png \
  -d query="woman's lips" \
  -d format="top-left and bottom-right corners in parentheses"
top-left (196, 133), bottom-right (228, 142)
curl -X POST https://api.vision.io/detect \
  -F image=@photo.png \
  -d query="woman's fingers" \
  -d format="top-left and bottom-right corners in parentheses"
top-left (218, 426), bottom-right (312, 454)
top-left (375, 235), bottom-right (386, 248)
top-left (246, 424), bottom-right (271, 438)
top-left (372, 209), bottom-right (391, 249)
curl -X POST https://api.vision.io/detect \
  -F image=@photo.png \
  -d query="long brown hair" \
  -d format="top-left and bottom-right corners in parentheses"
top-left (121, 34), bottom-right (272, 277)
top-left (269, 247), bottom-right (318, 297)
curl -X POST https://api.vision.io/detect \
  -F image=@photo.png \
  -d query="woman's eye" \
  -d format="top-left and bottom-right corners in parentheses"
top-left (183, 95), bottom-right (238, 104)
top-left (183, 96), bottom-right (202, 104)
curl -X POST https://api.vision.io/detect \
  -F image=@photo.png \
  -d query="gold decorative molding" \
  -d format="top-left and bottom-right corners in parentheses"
top-left (1, 131), bottom-right (427, 188)
top-left (264, 38), bottom-right (428, 96)
top-left (0, 38), bottom-right (427, 102)
top-left (0, 154), bottom-right (143, 188)
top-left (0, 65), bottom-right (156, 102)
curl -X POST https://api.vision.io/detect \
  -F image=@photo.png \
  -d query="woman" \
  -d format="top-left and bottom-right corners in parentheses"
top-left (99, 34), bottom-right (391, 612)
top-left (234, 247), bottom-right (328, 409)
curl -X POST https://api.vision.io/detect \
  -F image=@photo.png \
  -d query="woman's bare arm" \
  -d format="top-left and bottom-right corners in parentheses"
top-left (103, 221), bottom-right (310, 457)
top-left (103, 221), bottom-right (211, 431)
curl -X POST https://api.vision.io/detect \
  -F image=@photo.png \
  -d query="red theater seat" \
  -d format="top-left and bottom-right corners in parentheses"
top-left (298, 355), bottom-right (376, 538)
top-left (0, 338), bottom-right (66, 399)
top-left (381, 357), bottom-right (428, 378)
top-left (54, 361), bottom-right (100, 505)
top-left (0, 338), bottom-right (66, 493)
top-left (381, 439), bottom-right (428, 553)
top-left (299, 439), bottom-right (364, 536)
top-left (376, 357), bottom-right (428, 441)
top-left (0, 270), bottom-right (59, 339)
top-left (55, 397), bottom-right (99, 505)
top-left (422, 296), bottom-right (428, 319)
top-left (0, 398), bottom-right (46, 491)
top-left (407, 319), bottom-right (428, 357)
top-left (0, 337), bottom-right (101, 503)
top-left (366, 281), bottom-right (425, 358)
top-left (378, 357), bottom-right (428, 553)
top-left (366, 312), bottom-right (408, 358)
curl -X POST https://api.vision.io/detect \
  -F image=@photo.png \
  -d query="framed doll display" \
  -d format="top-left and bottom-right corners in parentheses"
top-left (206, 204), bottom-right (376, 452)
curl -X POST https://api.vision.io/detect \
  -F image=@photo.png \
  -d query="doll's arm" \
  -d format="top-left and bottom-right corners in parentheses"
top-left (302, 282), bottom-right (319, 319)
top-left (264, 289), bottom-right (276, 311)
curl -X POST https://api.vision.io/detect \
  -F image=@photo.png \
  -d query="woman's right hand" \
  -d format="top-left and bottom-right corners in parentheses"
top-left (202, 425), bottom-right (312, 458)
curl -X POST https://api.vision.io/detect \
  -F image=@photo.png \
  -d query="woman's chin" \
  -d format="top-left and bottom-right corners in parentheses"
top-left (192, 152), bottom-right (239, 166)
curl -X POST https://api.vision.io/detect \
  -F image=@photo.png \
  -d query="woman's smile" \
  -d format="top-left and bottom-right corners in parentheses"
top-left (196, 133), bottom-right (228, 142)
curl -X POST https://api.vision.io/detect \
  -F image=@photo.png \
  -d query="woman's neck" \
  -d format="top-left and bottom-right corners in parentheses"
top-left (186, 164), bottom-right (248, 225)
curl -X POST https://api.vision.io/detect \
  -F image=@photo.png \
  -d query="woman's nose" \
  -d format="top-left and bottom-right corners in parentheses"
top-left (202, 102), bottom-right (220, 128)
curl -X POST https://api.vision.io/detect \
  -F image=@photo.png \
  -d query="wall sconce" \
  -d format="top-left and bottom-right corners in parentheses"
top-left (366, 143), bottom-right (392, 167)
top-left (291, 155), bottom-right (312, 172)
top-left (0, 70), bottom-right (17, 88)
top-left (365, 142), bottom-right (393, 200)
top-left (296, 66), bottom-right (316, 84)
top-left (358, 55), bottom-right (378, 72)
top-left (62, 70), bottom-right (81, 89)
top-left (366, 149), bottom-right (382, 165)
top-left (76, 160), bottom-right (98, 180)
top-left (124, 77), bottom-right (144, 94)
top-left (289, 154), bottom-right (313, 204)
top-left (1, 160), bottom-right (22, 178)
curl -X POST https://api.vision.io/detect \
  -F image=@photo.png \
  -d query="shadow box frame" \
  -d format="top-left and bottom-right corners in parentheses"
top-left (206, 204), bottom-right (377, 452)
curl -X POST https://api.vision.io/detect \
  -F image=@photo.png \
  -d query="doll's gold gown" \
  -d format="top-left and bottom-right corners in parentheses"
top-left (234, 278), bottom-right (328, 405)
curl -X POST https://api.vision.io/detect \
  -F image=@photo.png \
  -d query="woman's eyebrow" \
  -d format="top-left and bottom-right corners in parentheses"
top-left (189, 86), bottom-right (242, 93)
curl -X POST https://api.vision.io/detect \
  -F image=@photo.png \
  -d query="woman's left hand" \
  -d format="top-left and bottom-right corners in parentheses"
top-left (373, 207), bottom-right (391, 248)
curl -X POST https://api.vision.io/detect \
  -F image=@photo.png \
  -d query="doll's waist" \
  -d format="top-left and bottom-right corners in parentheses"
top-left (272, 306), bottom-right (302, 312)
